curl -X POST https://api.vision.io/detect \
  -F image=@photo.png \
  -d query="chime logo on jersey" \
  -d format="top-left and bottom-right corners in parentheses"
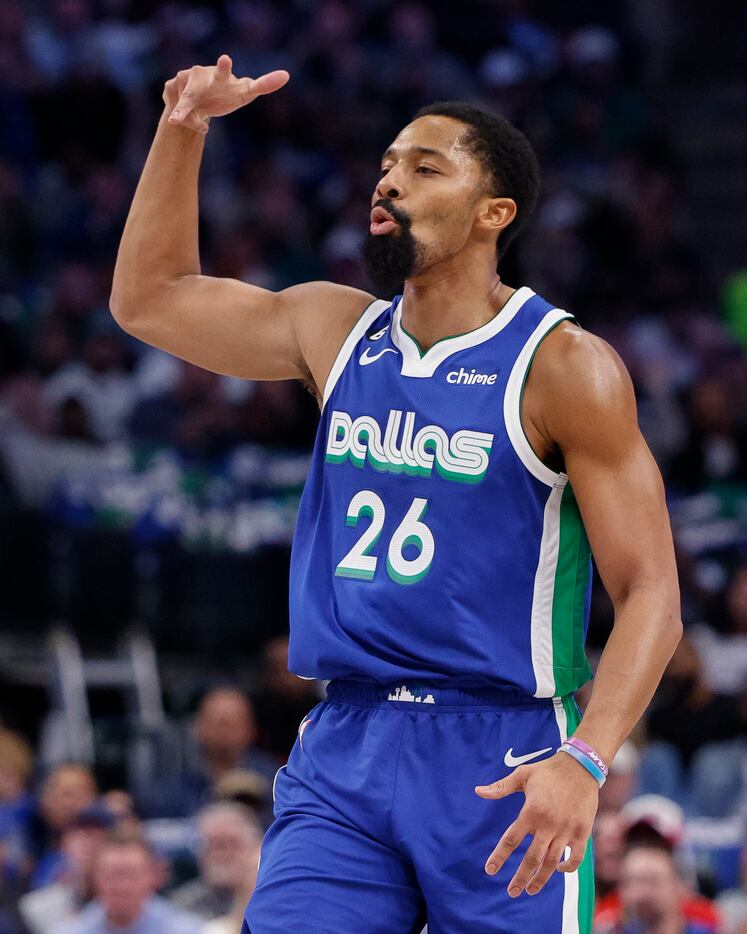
top-left (325, 409), bottom-right (494, 484)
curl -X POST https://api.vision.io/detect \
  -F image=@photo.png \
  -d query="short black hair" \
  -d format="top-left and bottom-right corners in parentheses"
top-left (413, 101), bottom-right (540, 261)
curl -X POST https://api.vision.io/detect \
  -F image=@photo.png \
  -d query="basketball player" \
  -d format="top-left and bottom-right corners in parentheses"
top-left (110, 55), bottom-right (682, 933)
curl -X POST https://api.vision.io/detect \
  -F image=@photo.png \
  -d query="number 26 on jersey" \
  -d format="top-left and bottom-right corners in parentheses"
top-left (335, 490), bottom-right (434, 585)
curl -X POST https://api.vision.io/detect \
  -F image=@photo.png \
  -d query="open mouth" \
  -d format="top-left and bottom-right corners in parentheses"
top-left (370, 205), bottom-right (399, 236)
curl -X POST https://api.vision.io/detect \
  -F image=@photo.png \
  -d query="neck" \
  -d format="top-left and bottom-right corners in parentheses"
top-left (400, 257), bottom-right (512, 353)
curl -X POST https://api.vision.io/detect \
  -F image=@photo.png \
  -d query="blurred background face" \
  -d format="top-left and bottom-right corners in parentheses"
top-left (363, 115), bottom-right (488, 293)
top-left (194, 689), bottom-right (255, 760)
top-left (592, 812), bottom-right (625, 891)
top-left (619, 847), bottom-right (683, 928)
top-left (94, 843), bottom-right (155, 925)
top-left (41, 765), bottom-right (97, 832)
top-left (198, 810), bottom-right (261, 889)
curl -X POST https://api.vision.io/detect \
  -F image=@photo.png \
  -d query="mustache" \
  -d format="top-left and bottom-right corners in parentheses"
top-left (373, 198), bottom-right (412, 230)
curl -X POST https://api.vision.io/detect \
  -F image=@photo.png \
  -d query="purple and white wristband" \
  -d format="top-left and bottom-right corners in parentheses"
top-left (558, 737), bottom-right (609, 787)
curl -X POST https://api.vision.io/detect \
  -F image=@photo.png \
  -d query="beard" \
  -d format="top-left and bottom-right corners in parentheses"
top-left (361, 201), bottom-right (427, 299)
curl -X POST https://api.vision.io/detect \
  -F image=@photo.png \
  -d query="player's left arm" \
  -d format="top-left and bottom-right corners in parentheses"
top-left (475, 323), bottom-right (682, 897)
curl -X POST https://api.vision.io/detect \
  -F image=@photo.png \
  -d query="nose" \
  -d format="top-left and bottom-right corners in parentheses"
top-left (375, 167), bottom-right (405, 202)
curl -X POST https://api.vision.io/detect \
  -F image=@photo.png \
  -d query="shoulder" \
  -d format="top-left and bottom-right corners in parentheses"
top-left (279, 281), bottom-right (377, 331)
top-left (527, 319), bottom-right (638, 452)
top-left (534, 320), bottom-right (634, 405)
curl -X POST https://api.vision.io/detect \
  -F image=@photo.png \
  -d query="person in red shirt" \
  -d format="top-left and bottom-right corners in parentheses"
top-left (594, 796), bottom-right (722, 932)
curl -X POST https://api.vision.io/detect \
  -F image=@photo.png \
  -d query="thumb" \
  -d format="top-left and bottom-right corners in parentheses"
top-left (216, 53), bottom-right (232, 77)
top-left (475, 767), bottom-right (527, 799)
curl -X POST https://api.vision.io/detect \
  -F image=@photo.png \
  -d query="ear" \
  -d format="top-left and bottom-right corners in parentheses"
top-left (478, 196), bottom-right (517, 237)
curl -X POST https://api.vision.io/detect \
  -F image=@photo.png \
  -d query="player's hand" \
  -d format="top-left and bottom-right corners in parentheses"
top-left (474, 751), bottom-right (599, 896)
top-left (163, 54), bottom-right (290, 135)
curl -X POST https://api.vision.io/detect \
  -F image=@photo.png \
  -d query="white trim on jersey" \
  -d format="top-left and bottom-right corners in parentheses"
top-left (322, 299), bottom-right (391, 408)
top-left (391, 285), bottom-right (536, 378)
top-left (530, 482), bottom-right (567, 697)
top-left (503, 307), bottom-right (574, 487)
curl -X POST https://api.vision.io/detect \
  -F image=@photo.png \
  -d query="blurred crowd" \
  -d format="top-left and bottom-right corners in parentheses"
top-left (0, 0), bottom-right (746, 931)
top-left (0, 636), bottom-right (323, 933)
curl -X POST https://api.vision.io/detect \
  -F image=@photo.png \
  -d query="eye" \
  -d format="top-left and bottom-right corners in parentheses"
top-left (416, 166), bottom-right (438, 175)
top-left (380, 166), bottom-right (391, 176)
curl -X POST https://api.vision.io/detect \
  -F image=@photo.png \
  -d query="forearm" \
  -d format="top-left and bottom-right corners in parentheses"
top-left (111, 104), bottom-right (205, 315)
top-left (572, 585), bottom-right (682, 765)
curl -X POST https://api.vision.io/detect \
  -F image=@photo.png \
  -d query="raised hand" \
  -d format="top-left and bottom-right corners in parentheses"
top-left (474, 752), bottom-right (599, 897)
top-left (163, 54), bottom-right (290, 135)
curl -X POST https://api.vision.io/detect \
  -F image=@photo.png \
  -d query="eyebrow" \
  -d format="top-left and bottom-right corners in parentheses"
top-left (381, 145), bottom-right (447, 162)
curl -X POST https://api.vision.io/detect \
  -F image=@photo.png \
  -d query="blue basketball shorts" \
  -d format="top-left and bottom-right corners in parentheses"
top-left (244, 679), bottom-right (594, 933)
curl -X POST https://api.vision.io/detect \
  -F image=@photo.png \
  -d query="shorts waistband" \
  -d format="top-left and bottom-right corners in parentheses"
top-left (325, 678), bottom-right (555, 709)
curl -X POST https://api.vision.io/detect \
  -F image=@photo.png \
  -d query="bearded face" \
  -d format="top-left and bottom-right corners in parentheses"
top-left (361, 199), bottom-right (425, 298)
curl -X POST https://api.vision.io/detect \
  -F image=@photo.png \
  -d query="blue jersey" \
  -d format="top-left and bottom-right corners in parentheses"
top-left (288, 285), bottom-right (593, 697)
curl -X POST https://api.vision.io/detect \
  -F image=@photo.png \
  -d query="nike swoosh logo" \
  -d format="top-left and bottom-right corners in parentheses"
top-left (504, 746), bottom-right (553, 767)
top-left (359, 347), bottom-right (398, 365)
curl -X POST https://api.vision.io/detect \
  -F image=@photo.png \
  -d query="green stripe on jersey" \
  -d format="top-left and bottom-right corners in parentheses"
top-left (552, 484), bottom-right (593, 695)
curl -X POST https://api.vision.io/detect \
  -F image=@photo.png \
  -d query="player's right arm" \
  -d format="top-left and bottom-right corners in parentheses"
top-left (109, 55), bottom-right (374, 395)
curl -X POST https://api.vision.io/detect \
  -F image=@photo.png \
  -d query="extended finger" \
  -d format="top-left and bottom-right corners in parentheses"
top-left (523, 838), bottom-right (567, 894)
top-left (557, 839), bottom-right (586, 873)
top-left (216, 53), bottom-right (232, 77)
top-left (507, 836), bottom-right (552, 897)
top-left (475, 765), bottom-right (527, 800)
top-left (484, 816), bottom-right (529, 876)
top-left (250, 69), bottom-right (290, 96)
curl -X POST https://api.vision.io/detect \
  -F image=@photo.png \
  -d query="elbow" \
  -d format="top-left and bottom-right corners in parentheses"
top-left (108, 292), bottom-right (131, 330)
top-left (109, 289), bottom-right (154, 334)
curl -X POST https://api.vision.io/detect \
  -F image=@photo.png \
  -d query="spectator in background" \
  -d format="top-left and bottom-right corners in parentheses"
top-left (642, 636), bottom-right (746, 816)
top-left (669, 375), bottom-right (747, 492)
top-left (127, 361), bottom-right (238, 458)
top-left (42, 320), bottom-right (136, 444)
top-left (690, 564), bottom-right (747, 697)
top-left (171, 802), bottom-right (262, 923)
top-left (19, 805), bottom-right (114, 934)
top-left (28, 764), bottom-right (97, 888)
top-left (251, 637), bottom-right (323, 761)
top-left (594, 811), bottom-right (625, 902)
top-left (595, 841), bottom-right (720, 934)
top-left (140, 688), bottom-right (279, 819)
top-left (0, 729), bottom-right (34, 875)
top-left (213, 769), bottom-right (273, 831)
top-left (50, 832), bottom-right (200, 934)
top-left (595, 795), bottom-right (722, 933)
